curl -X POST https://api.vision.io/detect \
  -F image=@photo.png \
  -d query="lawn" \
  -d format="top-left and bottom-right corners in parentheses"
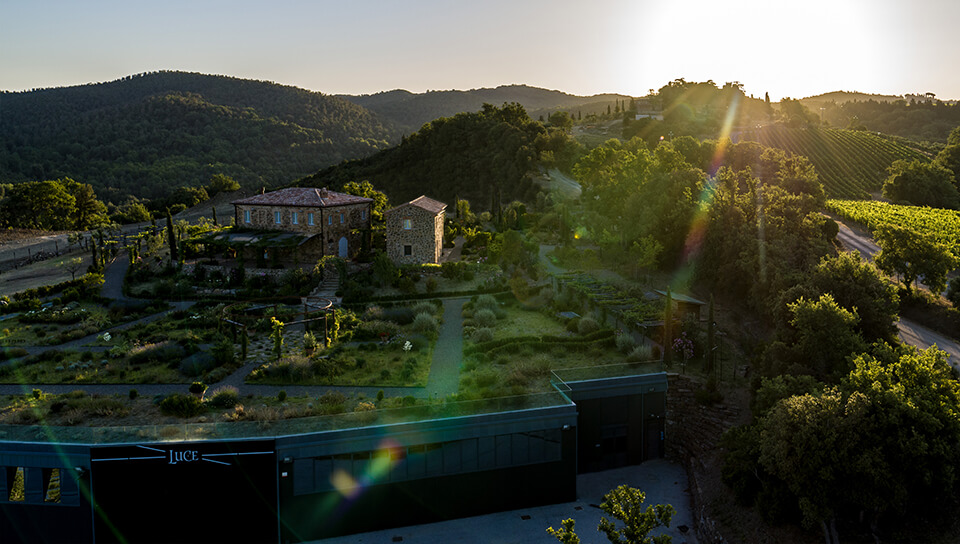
top-left (491, 304), bottom-right (568, 340)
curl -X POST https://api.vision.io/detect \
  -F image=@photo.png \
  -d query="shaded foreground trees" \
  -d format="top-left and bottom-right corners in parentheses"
top-left (724, 347), bottom-right (960, 543)
top-left (547, 485), bottom-right (675, 544)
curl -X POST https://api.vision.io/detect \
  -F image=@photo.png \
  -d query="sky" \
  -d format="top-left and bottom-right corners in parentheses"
top-left (2, 0), bottom-right (959, 101)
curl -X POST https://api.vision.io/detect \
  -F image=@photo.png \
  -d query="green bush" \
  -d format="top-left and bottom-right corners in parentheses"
top-left (210, 336), bottom-right (235, 366)
top-left (626, 344), bottom-right (655, 362)
top-left (412, 312), bottom-right (439, 334)
top-left (411, 301), bottom-right (438, 316)
top-left (128, 341), bottom-right (185, 366)
top-left (474, 309), bottom-right (497, 328)
top-left (471, 327), bottom-right (494, 343)
top-left (615, 333), bottom-right (638, 354)
top-left (355, 320), bottom-right (400, 340)
top-left (208, 386), bottom-right (239, 408)
top-left (577, 317), bottom-right (600, 335)
top-left (179, 352), bottom-right (215, 377)
top-left (159, 394), bottom-right (204, 418)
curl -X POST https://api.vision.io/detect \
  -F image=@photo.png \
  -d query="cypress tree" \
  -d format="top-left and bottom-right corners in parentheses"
top-left (212, 206), bottom-right (218, 225)
top-left (664, 288), bottom-right (673, 365)
top-left (166, 209), bottom-right (178, 264)
top-left (706, 294), bottom-right (715, 373)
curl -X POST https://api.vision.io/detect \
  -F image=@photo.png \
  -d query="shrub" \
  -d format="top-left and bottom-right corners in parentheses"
top-left (189, 382), bottom-right (208, 397)
top-left (616, 333), bottom-right (638, 354)
top-left (397, 276), bottom-right (417, 294)
top-left (474, 309), bottom-right (497, 328)
top-left (627, 344), bottom-right (655, 362)
top-left (411, 312), bottom-right (439, 334)
top-left (411, 301), bottom-right (438, 316)
top-left (471, 327), bottom-right (495, 343)
top-left (565, 317), bottom-right (581, 333)
top-left (179, 352), bottom-right (215, 377)
top-left (0, 348), bottom-right (28, 361)
top-left (474, 294), bottom-right (498, 312)
top-left (355, 320), bottom-right (400, 340)
top-left (277, 390), bottom-right (287, 402)
top-left (577, 317), bottom-right (600, 335)
top-left (210, 336), bottom-right (235, 366)
top-left (159, 394), bottom-right (204, 418)
top-left (128, 341), bottom-right (185, 366)
top-left (380, 307), bottom-right (415, 325)
top-left (318, 390), bottom-right (346, 406)
top-left (426, 277), bottom-right (438, 293)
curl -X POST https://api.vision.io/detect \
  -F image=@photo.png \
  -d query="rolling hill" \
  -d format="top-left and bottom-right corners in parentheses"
top-left (0, 71), bottom-right (398, 203)
top-left (339, 84), bottom-right (634, 132)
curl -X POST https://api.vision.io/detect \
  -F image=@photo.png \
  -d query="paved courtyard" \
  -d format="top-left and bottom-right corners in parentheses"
top-left (312, 459), bottom-right (698, 544)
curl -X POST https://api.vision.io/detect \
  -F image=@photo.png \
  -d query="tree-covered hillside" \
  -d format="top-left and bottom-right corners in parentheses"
top-left (801, 95), bottom-right (960, 143)
top-left (0, 71), bottom-right (398, 203)
top-left (297, 103), bottom-right (550, 210)
top-left (340, 84), bottom-right (632, 133)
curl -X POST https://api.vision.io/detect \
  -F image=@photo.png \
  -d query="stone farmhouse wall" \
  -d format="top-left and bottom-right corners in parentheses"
top-left (234, 202), bottom-right (371, 259)
top-left (386, 205), bottom-right (443, 265)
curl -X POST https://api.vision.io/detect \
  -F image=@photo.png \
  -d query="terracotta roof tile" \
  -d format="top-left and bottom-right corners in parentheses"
top-left (232, 187), bottom-right (372, 207)
top-left (386, 195), bottom-right (447, 215)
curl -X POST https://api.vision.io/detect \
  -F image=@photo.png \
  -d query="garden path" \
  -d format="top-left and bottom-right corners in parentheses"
top-left (422, 297), bottom-right (466, 398)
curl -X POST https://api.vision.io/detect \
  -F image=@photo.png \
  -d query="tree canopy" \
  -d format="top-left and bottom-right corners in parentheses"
top-left (0, 178), bottom-right (108, 230)
top-left (882, 159), bottom-right (960, 209)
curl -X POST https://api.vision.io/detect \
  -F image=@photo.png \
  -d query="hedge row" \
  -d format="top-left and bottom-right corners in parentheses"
top-left (481, 335), bottom-right (617, 359)
top-left (344, 288), bottom-right (511, 306)
top-left (466, 329), bottom-right (615, 355)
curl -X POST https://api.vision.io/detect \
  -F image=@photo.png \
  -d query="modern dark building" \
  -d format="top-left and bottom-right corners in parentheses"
top-left (1, 365), bottom-right (666, 543)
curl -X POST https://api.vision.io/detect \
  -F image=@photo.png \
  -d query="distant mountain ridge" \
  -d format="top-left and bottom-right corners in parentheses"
top-left (0, 71), bottom-right (397, 202)
top-left (339, 84), bottom-right (634, 131)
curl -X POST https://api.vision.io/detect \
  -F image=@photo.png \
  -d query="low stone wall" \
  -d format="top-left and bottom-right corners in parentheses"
top-left (665, 373), bottom-right (743, 544)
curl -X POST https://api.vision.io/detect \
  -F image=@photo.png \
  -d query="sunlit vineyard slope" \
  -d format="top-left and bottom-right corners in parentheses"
top-left (827, 199), bottom-right (960, 253)
top-left (738, 126), bottom-right (929, 199)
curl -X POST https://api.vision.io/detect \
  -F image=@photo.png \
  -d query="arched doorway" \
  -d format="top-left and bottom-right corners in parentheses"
top-left (338, 236), bottom-right (348, 258)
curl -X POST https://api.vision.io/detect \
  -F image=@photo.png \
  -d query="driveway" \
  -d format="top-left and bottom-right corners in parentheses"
top-left (830, 214), bottom-right (960, 366)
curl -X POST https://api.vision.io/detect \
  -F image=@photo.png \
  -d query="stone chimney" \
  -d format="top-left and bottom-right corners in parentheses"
top-left (320, 187), bottom-right (329, 198)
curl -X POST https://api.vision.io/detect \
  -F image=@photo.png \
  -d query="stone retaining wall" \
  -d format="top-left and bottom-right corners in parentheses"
top-left (665, 373), bottom-right (743, 544)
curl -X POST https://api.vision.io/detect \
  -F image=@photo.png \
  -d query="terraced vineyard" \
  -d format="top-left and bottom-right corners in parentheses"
top-left (827, 199), bottom-right (960, 253)
top-left (738, 126), bottom-right (929, 199)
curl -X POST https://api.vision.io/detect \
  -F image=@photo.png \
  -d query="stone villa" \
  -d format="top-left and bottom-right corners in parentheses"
top-left (384, 195), bottom-right (446, 265)
top-left (230, 187), bottom-right (372, 261)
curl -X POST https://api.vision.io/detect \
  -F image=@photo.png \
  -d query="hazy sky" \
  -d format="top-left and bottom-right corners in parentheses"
top-left (3, 0), bottom-right (959, 100)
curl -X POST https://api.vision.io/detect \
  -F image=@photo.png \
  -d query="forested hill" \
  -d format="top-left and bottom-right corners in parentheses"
top-left (297, 103), bottom-right (548, 209)
top-left (340, 85), bottom-right (631, 132)
top-left (0, 71), bottom-right (398, 203)
top-left (797, 91), bottom-right (960, 142)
